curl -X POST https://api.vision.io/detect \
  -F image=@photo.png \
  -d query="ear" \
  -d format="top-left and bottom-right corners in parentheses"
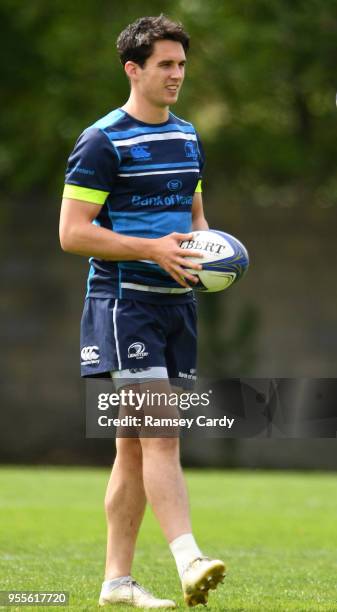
top-left (124, 61), bottom-right (141, 81)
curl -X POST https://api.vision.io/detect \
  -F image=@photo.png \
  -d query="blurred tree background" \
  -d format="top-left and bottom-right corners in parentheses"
top-left (1, 0), bottom-right (337, 465)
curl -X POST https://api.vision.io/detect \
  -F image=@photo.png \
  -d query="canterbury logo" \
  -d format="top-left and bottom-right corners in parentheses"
top-left (128, 342), bottom-right (149, 359)
top-left (81, 345), bottom-right (100, 364)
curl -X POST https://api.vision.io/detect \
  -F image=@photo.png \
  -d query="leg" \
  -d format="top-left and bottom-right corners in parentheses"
top-left (140, 434), bottom-right (191, 543)
top-left (104, 437), bottom-right (146, 579)
top-left (139, 380), bottom-right (225, 607)
top-left (100, 431), bottom-right (176, 609)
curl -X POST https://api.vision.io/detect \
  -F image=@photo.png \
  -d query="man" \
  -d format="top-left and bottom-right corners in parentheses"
top-left (59, 15), bottom-right (225, 608)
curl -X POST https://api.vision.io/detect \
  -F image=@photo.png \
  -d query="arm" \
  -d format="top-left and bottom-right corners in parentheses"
top-left (60, 197), bottom-right (154, 260)
top-left (59, 197), bottom-right (202, 287)
top-left (191, 192), bottom-right (209, 231)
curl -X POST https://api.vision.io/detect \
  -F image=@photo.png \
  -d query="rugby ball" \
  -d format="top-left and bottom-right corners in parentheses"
top-left (180, 229), bottom-right (249, 292)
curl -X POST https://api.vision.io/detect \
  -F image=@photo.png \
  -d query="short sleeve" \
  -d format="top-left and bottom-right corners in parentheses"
top-left (63, 128), bottom-right (120, 205)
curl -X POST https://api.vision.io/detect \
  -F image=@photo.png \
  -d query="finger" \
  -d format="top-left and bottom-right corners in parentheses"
top-left (176, 257), bottom-right (202, 271)
top-left (172, 232), bottom-right (195, 241)
top-left (169, 270), bottom-right (190, 288)
top-left (183, 272), bottom-right (199, 284)
top-left (172, 265), bottom-right (199, 285)
top-left (179, 248), bottom-right (204, 260)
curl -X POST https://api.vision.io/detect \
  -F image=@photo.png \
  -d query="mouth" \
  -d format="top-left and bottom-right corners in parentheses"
top-left (166, 85), bottom-right (180, 93)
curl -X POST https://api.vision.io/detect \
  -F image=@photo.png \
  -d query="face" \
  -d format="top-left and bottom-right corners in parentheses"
top-left (128, 39), bottom-right (186, 108)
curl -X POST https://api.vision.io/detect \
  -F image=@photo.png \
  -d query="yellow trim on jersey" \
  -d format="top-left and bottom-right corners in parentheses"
top-left (63, 184), bottom-right (109, 205)
top-left (195, 180), bottom-right (202, 193)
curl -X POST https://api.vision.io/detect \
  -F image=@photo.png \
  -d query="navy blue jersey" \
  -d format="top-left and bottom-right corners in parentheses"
top-left (63, 108), bottom-right (204, 303)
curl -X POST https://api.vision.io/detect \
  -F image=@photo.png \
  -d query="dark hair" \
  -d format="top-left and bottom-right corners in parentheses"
top-left (116, 15), bottom-right (190, 67)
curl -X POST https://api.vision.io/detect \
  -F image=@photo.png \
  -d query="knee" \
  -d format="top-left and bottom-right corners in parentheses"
top-left (140, 436), bottom-right (179, 457)
top-left (116, 437), bottom-right (143, 466)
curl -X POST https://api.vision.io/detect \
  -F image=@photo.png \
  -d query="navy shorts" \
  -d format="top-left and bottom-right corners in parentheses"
top-left (80, 298), bottom-right (197, 385)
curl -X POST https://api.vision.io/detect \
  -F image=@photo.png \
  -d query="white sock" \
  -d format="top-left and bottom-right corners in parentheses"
top-left (101, 576), bottom-right (131, 596)
top-left (169, 533), bottom-right (202, 578)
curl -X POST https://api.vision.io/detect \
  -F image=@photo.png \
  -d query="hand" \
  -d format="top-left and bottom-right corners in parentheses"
top-left (149, 232), bottom-right (203, 288)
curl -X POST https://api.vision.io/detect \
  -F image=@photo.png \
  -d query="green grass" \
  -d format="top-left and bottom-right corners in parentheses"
top-left (0, 467), bottom-right (336, 611)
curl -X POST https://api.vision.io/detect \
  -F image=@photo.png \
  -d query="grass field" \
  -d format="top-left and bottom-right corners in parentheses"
top-left (0, 467), bottom-right (336, 611)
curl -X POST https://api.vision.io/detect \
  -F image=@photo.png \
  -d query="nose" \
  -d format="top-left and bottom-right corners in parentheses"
top-left (170, 64), bottom-right (184, 81)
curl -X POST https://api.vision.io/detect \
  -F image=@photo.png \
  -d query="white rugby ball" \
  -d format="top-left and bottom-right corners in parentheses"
top-left (180, 229), bottom-right (249, 292)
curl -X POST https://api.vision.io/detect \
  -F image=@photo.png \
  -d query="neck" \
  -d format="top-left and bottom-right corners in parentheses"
top-left (121, 93), bottom-right (169, 124)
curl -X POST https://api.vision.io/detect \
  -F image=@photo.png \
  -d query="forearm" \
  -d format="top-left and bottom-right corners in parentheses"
top-left (192, 216), bottom-right (209, 231)
top-left (60, 221), bottom-right (155, 261)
